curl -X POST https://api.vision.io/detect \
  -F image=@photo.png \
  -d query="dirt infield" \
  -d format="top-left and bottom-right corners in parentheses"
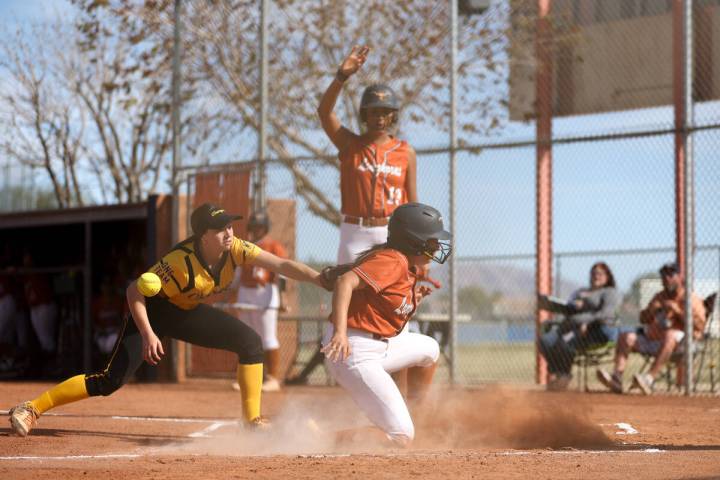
top-left (2, 379), bottom-right (720, 479)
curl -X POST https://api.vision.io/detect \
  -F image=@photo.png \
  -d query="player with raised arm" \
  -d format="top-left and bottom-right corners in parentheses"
top-left (7, 203), bottom-right (325, 437)
top-left (286, 45), bottom-right (439, 388)
top-left (317, 45), bottom-right (418, 264)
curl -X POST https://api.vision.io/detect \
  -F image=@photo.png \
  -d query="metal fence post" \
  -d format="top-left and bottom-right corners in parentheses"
top-left (679, 0), bottom-right (695, 396)
top-left (257, 0), bottom-right (269, 211)
top-left (449, 0), bottom-right (459, 384)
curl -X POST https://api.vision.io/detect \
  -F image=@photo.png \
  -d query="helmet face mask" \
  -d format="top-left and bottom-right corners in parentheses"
top-left (421, 238), bottom-right (452, 265)
top-left (360, 107), bottom-right (398, 129)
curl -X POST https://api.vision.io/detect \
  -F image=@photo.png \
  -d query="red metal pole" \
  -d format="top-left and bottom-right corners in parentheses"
top-left (673, 0), bottom-right (686, 275)
top-left (535, 0), bottom-right (553, 385)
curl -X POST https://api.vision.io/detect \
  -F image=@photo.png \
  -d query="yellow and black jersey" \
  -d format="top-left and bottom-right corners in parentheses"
top-left (148, 236), bottom-right (261, 310)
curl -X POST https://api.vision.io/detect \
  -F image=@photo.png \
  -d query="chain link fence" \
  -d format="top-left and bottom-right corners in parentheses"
top-left (2, 1), bottom-right (719, 392)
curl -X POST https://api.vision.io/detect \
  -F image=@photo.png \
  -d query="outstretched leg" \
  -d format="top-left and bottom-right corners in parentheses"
top-left (9, 316), bottom-right (144, 436)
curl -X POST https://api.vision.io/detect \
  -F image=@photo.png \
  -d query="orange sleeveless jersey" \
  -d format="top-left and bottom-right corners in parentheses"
top-left (346, 249), bottom-right (418, 338)
top-left (238, 237), bottom-right (288, 287)
top-left (339, 136), bottom-right (411, 218)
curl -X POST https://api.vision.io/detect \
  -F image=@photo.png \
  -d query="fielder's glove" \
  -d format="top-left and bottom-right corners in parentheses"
top-left (319, 264), bottom-right (354, 291)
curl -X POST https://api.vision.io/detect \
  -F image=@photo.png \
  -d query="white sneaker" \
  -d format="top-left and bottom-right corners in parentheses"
top-left (9, 402), bottom-right (39, 437)
top-left (261, 376), bottom-right (281, 393)
top-left (231, 381), bottom-right (240, 391)
top-left (632, 373), bottom-right (654, 395)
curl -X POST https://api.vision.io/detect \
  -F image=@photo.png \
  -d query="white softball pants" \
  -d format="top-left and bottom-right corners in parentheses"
top-left (323, 324), bottom-right (440, 443)
top-left (336, 222), bottom-right (389, 264)
top-left (237, 284), bottom-right (280, 350)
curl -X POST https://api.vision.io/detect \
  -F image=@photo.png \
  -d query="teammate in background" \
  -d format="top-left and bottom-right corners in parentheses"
top-left (7, 203), bottom-right (325, 437)
top-left (91, 277), bottom-right (125, 364)
top-left (597, 262), bottom-right (706, 395)
top-left (286, 45), bottom-right (436, 387)
top-left (22, 251), bottom-right (58, 368)
top-left (322, 203), bottom-right (452, 446)
top-left (230, 210), bottom-right (288, 393)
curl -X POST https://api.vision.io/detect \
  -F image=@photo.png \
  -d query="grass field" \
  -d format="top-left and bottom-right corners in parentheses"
top-left (292, 341), bottom-right (720, 394)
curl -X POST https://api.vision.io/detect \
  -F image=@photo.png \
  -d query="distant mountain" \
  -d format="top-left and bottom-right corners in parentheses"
top-left (426, 261), bottom-right (582, 298)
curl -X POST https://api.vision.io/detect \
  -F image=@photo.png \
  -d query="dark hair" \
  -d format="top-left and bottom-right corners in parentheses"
top-left (353, 242), bottom-right (391, 267)
top-left (659, 262), bottom-right (680, 277)
top-left (591, 262), bottom-right (616, 288)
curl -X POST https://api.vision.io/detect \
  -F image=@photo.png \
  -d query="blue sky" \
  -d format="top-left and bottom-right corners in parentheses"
top-left (0, 0), bottom-right (68, 23)
top-left (2, 1), bottom-right (718, 296)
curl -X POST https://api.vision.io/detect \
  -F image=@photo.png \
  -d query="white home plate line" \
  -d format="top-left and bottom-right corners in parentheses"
top-left (3, 409), bottom-right (235, 439)
top-left (0, 453), bottom-right (143, 461)
top-left (188, 421), bottom-right (235, 438)
top-left (498, 448), bottom-right (662, 456)
top-left (1, 410), bottom-right (230, 425)
top-left (111, 415), bottom-right (229, 424)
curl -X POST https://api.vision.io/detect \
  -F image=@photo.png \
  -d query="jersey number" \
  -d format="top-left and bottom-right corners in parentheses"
top-left (386, 186), bottom-right (404, 206)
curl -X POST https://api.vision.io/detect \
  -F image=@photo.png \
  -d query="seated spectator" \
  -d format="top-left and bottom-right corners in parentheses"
top-left (539, 262), bottom-right (620, 391)
top-left (597, 262), bottom-right (706, 395)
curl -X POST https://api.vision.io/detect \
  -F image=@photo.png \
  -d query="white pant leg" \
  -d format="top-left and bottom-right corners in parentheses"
top-left (0, 295), bottom-right (16, 343)
top-left (382, 330), bottom-right (440, 373)
top-left (337, 223), bottom-right (389, 264)
top-left (323, 326), bottom-right (414, 442)
top-left (237, 284), bottom-right (279, 350)
top-left (30, 303), bottom-right (57, 353)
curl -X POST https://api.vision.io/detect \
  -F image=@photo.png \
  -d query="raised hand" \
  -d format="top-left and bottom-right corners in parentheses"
top-left (339, 45), bottom-right (370, 77)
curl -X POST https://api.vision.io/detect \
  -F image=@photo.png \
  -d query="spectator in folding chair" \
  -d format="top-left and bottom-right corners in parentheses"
top-left (538, 262), bottom-right (620, 391)
top-left (597, 262), bottom-right (707, 395)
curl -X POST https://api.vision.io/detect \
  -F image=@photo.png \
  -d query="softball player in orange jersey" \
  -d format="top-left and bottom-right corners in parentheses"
top-left (8, 203), bottom-right (325, 437)
top-left (318, 45), bottom-right (417, 265)
top-left (322, 203), bottom-right (452, 446)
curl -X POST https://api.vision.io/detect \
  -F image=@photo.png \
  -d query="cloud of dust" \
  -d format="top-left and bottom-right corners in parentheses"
top-left (173, 393), bottom-right (389, 456)
top-left (412, 385), bottom-right (614, 450)
top-left (171, 385), bottom-right (613, 457)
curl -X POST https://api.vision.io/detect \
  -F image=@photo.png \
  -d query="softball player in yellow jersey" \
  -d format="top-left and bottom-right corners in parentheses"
top-left (8, 203), bottom-right (325, 436)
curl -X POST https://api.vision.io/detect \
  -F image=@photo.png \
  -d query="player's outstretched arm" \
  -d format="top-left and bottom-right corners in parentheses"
top-left (252, 250), bottom-right (324, 289)
top-left (322, 270), bottom-right (363, 362)
top-left (317, 45), bottom-right (370, 149)
top-left (126, 280), bottom-right (165, 365)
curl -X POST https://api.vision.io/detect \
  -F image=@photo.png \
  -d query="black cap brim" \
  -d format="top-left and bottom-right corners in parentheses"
top-left (206, 213), bottom-right (242, 230)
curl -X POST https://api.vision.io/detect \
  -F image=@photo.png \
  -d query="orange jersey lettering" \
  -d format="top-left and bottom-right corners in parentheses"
top-left (339, 137), bottom-right (410, 218)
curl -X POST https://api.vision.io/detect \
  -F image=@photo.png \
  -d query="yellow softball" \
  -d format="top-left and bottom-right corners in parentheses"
top-left (137, 272), bottom-right (162, 297)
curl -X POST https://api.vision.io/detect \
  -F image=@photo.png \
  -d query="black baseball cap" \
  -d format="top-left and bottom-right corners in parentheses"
top-left (659, 262), bottom-right (680, 276)
top-left (191, 203), bottom-right (242, 235)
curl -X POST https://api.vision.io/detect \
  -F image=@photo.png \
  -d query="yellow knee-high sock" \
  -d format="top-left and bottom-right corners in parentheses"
top-left (30, 375), bottom-right (89, 415)
top-left (236, 363), bottom-right (263, 422)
